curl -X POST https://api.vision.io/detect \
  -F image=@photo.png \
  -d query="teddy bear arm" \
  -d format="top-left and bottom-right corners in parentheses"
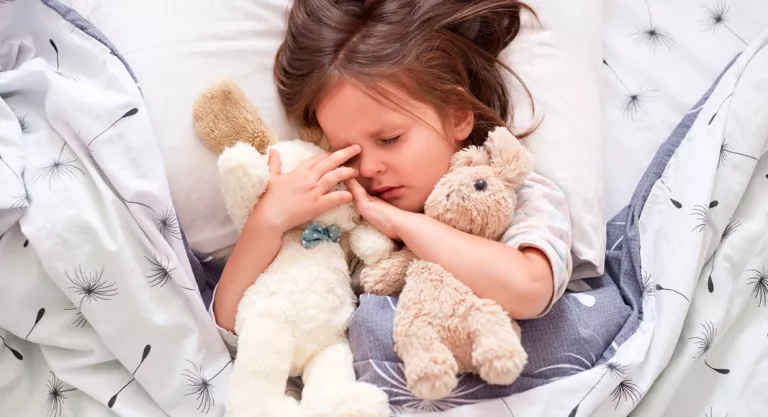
top-left (218, 142), bottom-right (270, 233)
top-left (348, 221), bottom-right (396, 266)
top-left (359, 248), bottom-right (415, 295)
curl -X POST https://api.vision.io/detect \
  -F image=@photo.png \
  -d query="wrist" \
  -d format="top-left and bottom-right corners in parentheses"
top-left (393, 210), bottom-right (420, 240)
top-left (247, 205), bottom-right (288, 236)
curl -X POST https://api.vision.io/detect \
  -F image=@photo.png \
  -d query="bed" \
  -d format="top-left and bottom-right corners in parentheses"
top-left (1, 1), bottom-right (767, 416)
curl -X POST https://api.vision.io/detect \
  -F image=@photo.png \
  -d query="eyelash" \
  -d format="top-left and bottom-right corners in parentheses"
top-left (380, 135), bottom-right (400, 146)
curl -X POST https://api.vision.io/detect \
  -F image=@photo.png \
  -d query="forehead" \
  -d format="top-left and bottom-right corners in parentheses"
top-left (315, 80), bottom-right (432, 144)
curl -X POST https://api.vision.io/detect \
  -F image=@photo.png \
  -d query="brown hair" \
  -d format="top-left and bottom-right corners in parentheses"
top-left (274, 0), bottom-right (536, 147)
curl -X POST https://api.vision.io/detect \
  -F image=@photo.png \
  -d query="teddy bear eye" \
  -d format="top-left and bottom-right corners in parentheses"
top-left (474, 179), bottom-right (487, 191)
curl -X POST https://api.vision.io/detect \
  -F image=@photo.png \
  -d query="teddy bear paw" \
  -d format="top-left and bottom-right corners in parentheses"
top-left (474, 346), bottom-right (527, 386)
top-left (302, 381), bottom-right (389, 417)
top-left (405, 355), bottom-right (459, 400)
top-left (359, 267), bottom-right (387, 295)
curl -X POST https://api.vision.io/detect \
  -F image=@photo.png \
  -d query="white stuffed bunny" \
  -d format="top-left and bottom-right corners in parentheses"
top-left (218, 139), bottom-right (394, 417)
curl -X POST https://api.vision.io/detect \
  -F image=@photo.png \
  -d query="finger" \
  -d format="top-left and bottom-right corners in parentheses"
top-left (267, 149), bottom-right (282, 177)
top-left (344, 178), bottom-right (370, 202)
top-left (312, 145), bottom-right (361, 178)
top-left (317, 190), bottom-right (354, 212)
top-left (297, 150), bottom-right (332, 172)
top-left (317, 167), bottom-right (358, 193)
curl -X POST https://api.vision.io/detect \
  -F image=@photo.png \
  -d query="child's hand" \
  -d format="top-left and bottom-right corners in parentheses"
top-left (250, 145), bottom-right (361, 233)
top-left (345, 178), bottom-right (407, 240)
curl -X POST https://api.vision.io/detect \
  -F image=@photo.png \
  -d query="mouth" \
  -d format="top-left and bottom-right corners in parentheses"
top-left (373, 186), bottom-right (403, 200)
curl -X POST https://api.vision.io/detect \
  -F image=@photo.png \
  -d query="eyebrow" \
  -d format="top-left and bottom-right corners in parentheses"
top-left (366, 126), bottom-right (387, 139)
top-left (367, 124), bottom-right (405, 140)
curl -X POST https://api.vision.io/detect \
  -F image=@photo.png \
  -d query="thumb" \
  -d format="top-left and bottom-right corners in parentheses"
top-left (267, 149), bottom-right (281, 177)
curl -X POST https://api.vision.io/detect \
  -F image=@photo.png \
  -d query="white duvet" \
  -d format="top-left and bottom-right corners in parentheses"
top-left (0, 1), bottom-right (232, 416)
top-left (628, 29), bottom-right (768, 417)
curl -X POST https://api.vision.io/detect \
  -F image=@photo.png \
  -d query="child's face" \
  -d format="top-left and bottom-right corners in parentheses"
top-left (316, 80), bottom-right (473, 212)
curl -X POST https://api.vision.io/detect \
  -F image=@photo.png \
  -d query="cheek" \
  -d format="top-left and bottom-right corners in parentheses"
top-left (403, 134), bottom-right (455, 183)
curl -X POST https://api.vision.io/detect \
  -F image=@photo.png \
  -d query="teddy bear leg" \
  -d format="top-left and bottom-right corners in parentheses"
top-left (469, 302), bottom-right (527, 386)
top-left (300, 340), bottom-right (390, 417)
top-left (225, 317), bottom-right (301, 417)
top-left (394, 318), bottom-right (459, 400)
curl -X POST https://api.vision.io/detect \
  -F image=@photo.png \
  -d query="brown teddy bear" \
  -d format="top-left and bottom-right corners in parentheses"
top-left (360, 126), bottom-right (531, 400)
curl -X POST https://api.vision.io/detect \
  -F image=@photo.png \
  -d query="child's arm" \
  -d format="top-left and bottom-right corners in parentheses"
top-left (213, 216), bottom-right (283, 333)
top-left (395, 214), bottom-right (553, 319)
top-left (346, 176), bottom-right (571, 320)
top-left (213, 145), bottom-right (362, 333)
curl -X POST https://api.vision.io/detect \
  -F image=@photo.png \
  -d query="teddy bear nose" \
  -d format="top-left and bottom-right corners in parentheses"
top-left (474, 179), bottom-right (487, 191)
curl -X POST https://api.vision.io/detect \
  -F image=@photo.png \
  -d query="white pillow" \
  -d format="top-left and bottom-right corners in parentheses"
top-left (502, 1), bottom-right (606, 279)
top-left (77, 0), bottom-right (606, 277)
top-left (74, 0), bottom-right (297, 255)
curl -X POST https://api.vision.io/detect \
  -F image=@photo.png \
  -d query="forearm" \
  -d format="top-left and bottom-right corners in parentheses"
top-left (395, 212), bottom-right (554, 319)
top-left (213, 217), bottom-right (283, 333)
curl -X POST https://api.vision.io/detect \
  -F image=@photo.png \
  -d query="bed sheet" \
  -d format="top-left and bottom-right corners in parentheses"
top-left (602, 0), bottom-right (768, 218)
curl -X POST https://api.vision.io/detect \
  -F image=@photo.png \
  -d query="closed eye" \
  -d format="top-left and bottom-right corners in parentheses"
top-left (379, 135), bottom-right (400, 146)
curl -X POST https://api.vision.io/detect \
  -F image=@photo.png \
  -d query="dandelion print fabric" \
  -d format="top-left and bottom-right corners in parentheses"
top-left (3, 1), bottom-right (768, 417)
top-left (602, 0), bottom-right (768, 218)
top-left (0, 1), bottom-right (232, 416)
top-left (379, 23), bottom-right (768, 417)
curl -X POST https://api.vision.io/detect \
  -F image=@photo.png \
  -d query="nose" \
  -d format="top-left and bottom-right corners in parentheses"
top-left (357, 151), bottom-right (386, 178)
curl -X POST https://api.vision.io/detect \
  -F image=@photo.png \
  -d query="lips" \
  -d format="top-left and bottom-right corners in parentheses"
top-left (373, 186), bottom-right (403, 200)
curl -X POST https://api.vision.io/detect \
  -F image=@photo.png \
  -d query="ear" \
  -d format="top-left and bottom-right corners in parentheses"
top-left (449, 107), bottom-right (474, 144)
top-left (450, 145), bottom-right (490, 169)
top-left (485, 126), bottom-right (533, 190)
top-left (193, 79), bottom-right (277, 155)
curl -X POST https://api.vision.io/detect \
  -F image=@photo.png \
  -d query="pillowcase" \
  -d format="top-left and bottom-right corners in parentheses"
top-left (502, 2), bottom-right (606, 279)
top-left (76, 0), bottom-right (606, 277)
top-left (72, 0), bottom-right (297, 255)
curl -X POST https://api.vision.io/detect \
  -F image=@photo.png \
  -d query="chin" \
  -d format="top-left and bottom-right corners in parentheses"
top-left (388, 197), bottom-right (424, 213)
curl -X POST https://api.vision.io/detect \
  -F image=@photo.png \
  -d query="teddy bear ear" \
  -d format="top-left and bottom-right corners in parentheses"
top-left (193, 79), bottom-right (277, 155)
top-left (485, 126), bottom-right (533, 190)
top-left (450, 145), bottom-right (490, 169)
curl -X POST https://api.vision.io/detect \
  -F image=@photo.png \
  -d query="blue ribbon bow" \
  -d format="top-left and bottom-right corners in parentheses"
top-left (301, 223), bottom-right (341, 249)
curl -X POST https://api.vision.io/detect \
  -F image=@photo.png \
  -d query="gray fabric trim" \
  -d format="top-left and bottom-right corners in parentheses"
top-left (40, 0), bottom-right (139, 85)
top-left (616, 52), bottom-right (739, 322)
